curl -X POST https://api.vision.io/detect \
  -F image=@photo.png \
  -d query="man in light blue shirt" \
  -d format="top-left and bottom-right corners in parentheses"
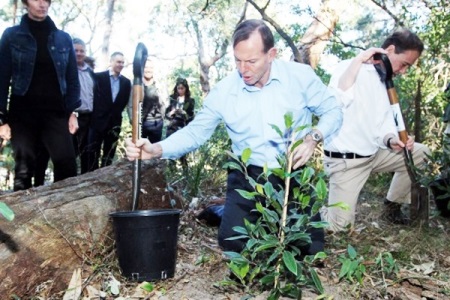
top-left (126, 19), bottom-right (342, 255)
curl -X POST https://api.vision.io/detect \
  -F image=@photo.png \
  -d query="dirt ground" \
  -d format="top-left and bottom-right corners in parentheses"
top-left (21, 175), bottom-right (450, 300)
top-left (74, 186), bottom-right (450, 300)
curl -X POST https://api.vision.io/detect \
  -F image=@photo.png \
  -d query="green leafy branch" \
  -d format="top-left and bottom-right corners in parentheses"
top-left (221, 112), bottom-right (329, 299)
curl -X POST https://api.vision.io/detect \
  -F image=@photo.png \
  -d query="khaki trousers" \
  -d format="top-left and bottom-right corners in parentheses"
top-left (321, 143), bottom-right (430, 232)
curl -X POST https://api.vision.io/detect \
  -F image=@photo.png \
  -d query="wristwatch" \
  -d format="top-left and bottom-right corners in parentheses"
top-left (307, 130), bottom-right (322, 142)
top-left (72, 111), bottom-right (79, 117)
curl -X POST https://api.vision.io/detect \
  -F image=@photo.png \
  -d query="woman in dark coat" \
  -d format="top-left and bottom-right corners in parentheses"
top-left (165, 78), bottom-right (195, 137)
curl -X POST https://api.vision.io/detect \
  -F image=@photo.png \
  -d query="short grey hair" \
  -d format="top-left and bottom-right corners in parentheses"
top-left (72, 38), bottom-right (86, 48)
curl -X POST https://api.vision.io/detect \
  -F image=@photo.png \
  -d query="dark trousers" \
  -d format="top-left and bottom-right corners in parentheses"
top-left (73, 113), bottom-right (92, 174)
top-left (87, 125), bottom-right (121, 171)
top-left (33, 143), bottom-right (49, 187)
top-left (9, 110), bottom-right (77, 191)
top-left (142, 119), bottom-right (163, 143)
top-left (218, 166), bottom-right (324, 255)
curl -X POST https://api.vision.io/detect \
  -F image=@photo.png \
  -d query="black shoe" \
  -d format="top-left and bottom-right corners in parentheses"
top-left (383, 200), bottom-right (410, 225)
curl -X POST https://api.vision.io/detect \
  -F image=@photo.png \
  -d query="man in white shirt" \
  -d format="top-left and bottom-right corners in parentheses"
top-left (322, 29), bottom-right (430, 232)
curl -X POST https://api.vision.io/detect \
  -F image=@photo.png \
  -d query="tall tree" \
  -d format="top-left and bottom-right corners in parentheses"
top-left (102, 0), bottom-right (116, 67)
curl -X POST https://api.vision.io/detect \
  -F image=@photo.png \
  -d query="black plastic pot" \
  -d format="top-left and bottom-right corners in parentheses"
top-left (109, 209), bottom-right (182, 281)
top-left (430, 178), bottom-right (450, 218)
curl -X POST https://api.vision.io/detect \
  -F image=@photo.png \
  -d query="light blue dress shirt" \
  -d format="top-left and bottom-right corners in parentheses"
top-left (109, 71), bottom-right (120, 102)
top-left (160, 59), bottom-right (342, 168)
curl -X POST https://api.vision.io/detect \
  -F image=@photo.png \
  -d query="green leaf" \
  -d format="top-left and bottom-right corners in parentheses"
top-left (290, 139), bottom-right (302, 152)
top-left (328, 201), bottom-right (350, 210)
top-left (284, 111), bottom-right (294, 129)
top-left (263, 182), bottom-right (274, 198)
top-left (315, 178), bottom-right (328, 200)
top-left (347, 244), bottom-right (357, 259)
top-left (229, 261), bottom-right (249, 280)
top-left (261, 208), bottom-right (280, 224)
top-left (259, 274), bottom-right (275, 285)
top-left (301, 167), bottom-right (314, 183)
top-left (269, 124), bottom-right (284, 138)
top-left (236, 189), bottom-right (256, 200)
top-left (313, 251), bottom-right (327, 261)
top-left (309, 267), bottom-right (324, 294)
top-left (285, 232), bottom-right (311, 245)
top-left (0, 202), bottom-right (14, 221)
top-left (255, 183), bottom-right (264, 195)
top-left (140, 281), bottom-right (154, 292)
top-left (339, 259), bottom-right (351, 280)
top-left (222, 161), bottom-right (243, 172)
top-left (241, 148), bottom-right (252, 165)
top-left (282, 251), bottom-right (298, 276)
top-left (231, 226), bottom-right (248, 235)
top-left (223, 251), bottom-right (242, 259)
top-left (254, 240), bottom-right (278, 252)
top-left (255, 201), bottom-right (264, 214)
top-left (271, 168), bottom-right (285, 179)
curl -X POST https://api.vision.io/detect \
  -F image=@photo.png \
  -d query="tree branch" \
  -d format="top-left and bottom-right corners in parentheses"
top-left (246, 0), bottom-right (301, 62)
top-left (370, 0), bottom-right (404, 27)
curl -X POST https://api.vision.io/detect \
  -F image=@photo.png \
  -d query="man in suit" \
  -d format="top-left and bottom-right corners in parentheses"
top-left (87, 52), bottom-right (131, 171)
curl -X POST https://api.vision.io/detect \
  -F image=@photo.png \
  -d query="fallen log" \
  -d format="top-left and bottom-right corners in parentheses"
top-left (0, 159), bottom-right (183, 297)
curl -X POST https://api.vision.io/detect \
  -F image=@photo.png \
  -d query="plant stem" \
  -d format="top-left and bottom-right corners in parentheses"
top-left (274, 144), bottom-right (295, 288)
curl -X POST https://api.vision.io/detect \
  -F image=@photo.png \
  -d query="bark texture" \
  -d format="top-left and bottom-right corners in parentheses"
top-left (0, 159), bottom-right (182, 297)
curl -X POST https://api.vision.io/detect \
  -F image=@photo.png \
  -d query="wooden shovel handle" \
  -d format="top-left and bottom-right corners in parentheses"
top-left (386, 88), bottom-right (409, 144)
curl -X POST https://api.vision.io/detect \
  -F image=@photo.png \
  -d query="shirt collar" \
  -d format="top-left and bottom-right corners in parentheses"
top-left (109, 70), bottom-right (120, 79)
top-left (78, 62), bottom-right (90, 71)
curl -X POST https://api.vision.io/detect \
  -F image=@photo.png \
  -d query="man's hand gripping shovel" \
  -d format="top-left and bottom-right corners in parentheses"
top-left (131, 43), bottom-right (148, 211)
top-left (374, 53), bottom-right (429, 225)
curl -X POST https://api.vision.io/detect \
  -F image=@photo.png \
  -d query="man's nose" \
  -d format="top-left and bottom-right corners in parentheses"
top-left (237, 61), bottom-right (249, 73)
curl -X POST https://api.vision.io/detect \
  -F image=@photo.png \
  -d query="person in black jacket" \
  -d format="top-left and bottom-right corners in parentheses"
top-left (165, 78), bottom-right (195, 137)
top-left (0, 0), bottom-right (80, 191)
top-left (87, 52), bottom-right (131, 171)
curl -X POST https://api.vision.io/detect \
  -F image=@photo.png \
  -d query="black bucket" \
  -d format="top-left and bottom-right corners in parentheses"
top-left (109, 209), bottom-right (182, 281)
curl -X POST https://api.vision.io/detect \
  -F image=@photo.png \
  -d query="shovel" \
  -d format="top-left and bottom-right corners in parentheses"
top-left (374, 53), bottom-right (429, 225)
top-left (131, 42), bottom-right (148, 211)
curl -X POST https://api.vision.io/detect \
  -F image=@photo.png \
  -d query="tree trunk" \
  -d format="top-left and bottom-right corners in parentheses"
top-left (296, 0), bottom-right (341, 68)
top-left (101, 0), bottom-right (115, 68)
top-left (192, 18), bottom-right (229, 96)
top-left (0, 159), bottom-right (182, 297)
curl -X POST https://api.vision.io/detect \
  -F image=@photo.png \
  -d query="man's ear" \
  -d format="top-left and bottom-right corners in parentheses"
top-left (385, 44), bottom-right (396, 54)
top-left (268, 47), bottom-right (277, 62)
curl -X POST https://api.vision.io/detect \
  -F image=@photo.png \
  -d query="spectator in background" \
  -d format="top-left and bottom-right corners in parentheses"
top-left (128, 58), bottom-right (165, 143)
top-left (165, 78), bottom-right (195, 138)
top-left (87, 52), bottom-right (131, 171)
top-left (0, 0), bottom-right (80, 190)
top-left (73, 38), bottom-right (96, 174)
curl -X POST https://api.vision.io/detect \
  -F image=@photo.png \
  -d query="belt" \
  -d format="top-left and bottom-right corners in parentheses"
top-left (324, 150), bottom-right (372, 159)
top-left (76, 110), bottom-right (92, 115)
